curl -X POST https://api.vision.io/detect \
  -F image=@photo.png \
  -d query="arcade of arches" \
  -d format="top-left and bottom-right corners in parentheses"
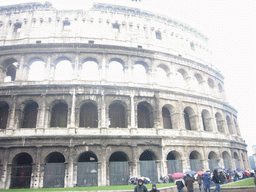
top-left (0, 145), bottom-right (249, 189)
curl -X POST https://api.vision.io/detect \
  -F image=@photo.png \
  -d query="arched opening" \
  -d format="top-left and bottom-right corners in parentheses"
top-left (208, 78), bottom-right (215, 88)
top-left (226, 116), bottom-right (233, 134)
top-left (54, 59), bottom-right (73, 81)
top-left (0, 102), bottom-right (9, 129)
top-left (189, 151), bottom-right (202, 172)
top-left (10, 153), bottom-right (33, 189)
top-left (174, 69), bottom-right (187, 89)
top-left (201, 110), bottom-right (212, 132)
top-left (28, 60), bottom-right (46, 81)
top-left (50, 102), bottom-right (68, 127)
top-left (234, 152), bottom-right (240, 169)
top-left (44, 152), bottom-right (65, 188)
top-left (137, 102), bottom-right (153, 128)
top-left (222, 151), bottom-right (231, 169)
top-left (215, 113), bottom-right (224, 133)
top-left (79, 103), bottom-right (98, 128)
top-left (184, 107), bottom-right (196, 130)
top-left (133, 63), bottom-right (147, 83)
top-left (77, 152), bottom-right (98, 187)
top-left (208, 151), bottom-right (218, 171)
top-left (109, 102), bottom-right (126, 128)
top-left (109, 151), bottom-right (129, 185)
top-left (241, 153), bottom-right (245, 169)
top-left (139, 150), bottom-right (158, 183)
top-left (162, 107), bottom-right (172, 129)
top-left (167, 151), bottom-right (182, 174)
top-left (155, 66), bottom-right (168, 85)
top-left (4, 60), bottom-right (17, 82)
top-left (108, 60), bottom-right (124, 82)
top-left (81, 59), bottom-right (99, 81)
top-left (22, 102), bottom-right (38, 128)
top-left (234, 118), bottom-right (240, 136)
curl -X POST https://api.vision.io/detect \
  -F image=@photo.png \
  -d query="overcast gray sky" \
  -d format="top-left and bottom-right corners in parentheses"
top-left (1, 0), bottom-right (255, 155)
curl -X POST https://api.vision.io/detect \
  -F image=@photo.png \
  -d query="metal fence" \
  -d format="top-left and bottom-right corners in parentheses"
top-left (43, 163), bottom-right (65, 188)
top-left (140, 161), bottom-right (157, 183)
top-left (167, 160), bottom-right (183, 174)
top-left (208, 159), bottom-right (218, 171)
top-left (77, 162), bottom-right (98, 187)
top-left (109, 161), bottom-right (129, 185)
top-left (10, 165), bottom-right (32, 189)
top-left (224, 159), bottom-right (231, 169)
top-left (190, 159), bottom-right (202, 172)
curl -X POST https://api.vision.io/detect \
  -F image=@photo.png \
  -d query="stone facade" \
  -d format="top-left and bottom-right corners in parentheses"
top-left (0, 2), bottom-right (249, 189)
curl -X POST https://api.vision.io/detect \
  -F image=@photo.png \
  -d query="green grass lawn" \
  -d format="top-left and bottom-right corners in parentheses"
top-left (221, 178), bottom-right (254, 188)
top-left (0, 183), bottom-right (175, 192)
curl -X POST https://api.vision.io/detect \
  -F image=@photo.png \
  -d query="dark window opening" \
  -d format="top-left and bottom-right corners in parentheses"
top-left (155, 30), bottom-right (162, 40)
top-left (89, 40), bottom-right (94, 44)
top-left (45, 152), bottom-right (65, 163)
top-left (14, 22), bottom-right (22, 32)
top-left (22, 102), bottom-right (38, 128)
top-left (138, 45), bottom-right (142, 49)
top-left (78, 152), bottom-right (98, 162)
top-left (6, 64), bottom-right (17, 82)
top-left (162, 107), bottom-right (172, 129)
top-left (167, 153), bottom-right (175, 160)
top-left (36, 41), bottom-right (41, 44)
top-left (139, 150), bottom-right (156, 161)
top-left (50, 103), bottom-right (68, 127)
top-left (0, 102), bottom-right (9, 129)
top-left (109, 151), bottom-right (128, 162)
top-left (184, 110), bottom-right (191, 130)
top-left (137, 103), bottom-right (152, 128)
top-left (109, 103), bottom-right (126, 128)
top-left (63, 20), bottom-right (70, 26)
top-left (190, 42), bottom-right (195, 50)
top-left (112, 23), bottom-right (120, 32)
top-left (79, 103), bottom-right (98, 128)
top-left (202, 115), bottom-right (206, 131)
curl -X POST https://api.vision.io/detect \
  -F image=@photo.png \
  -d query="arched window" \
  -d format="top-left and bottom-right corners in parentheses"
top-left (189, 151), bottom-right (202, 172)
top-left (201, 110), bottom-right (212, 132)
top-left (155, 67), bottom-right (168, 85)
top-left (0, 102), bottom-right (9, 129)
top-left (215, 113), bottom-right (224, 133)
top-left (184, 110), bottom-right (191, 130)
top-left (109, 103), bottom-right (126, 128)
top-left (22, 102), bottom-right (38, 128)
top-left (162, 107), bottom-right (172, 129)
top-left (108, 60), bottom-right (124, 82)
top-left (4, 63), bottom-right (17, 82)
top-left (208, 151), bottom-right (218, 171)
top-left (55, 59), bottom-right (73, 80)
top-left (174, 69), bottom-right (187, 89)
top-left (184, 107), bottom-right (196, 130)
top-left (81, 60), bottom-right (99, 80)
top-left (79, 103), bottom-right (98, 128)
top-left (28, 60), bottom-right (46, 81)
top-left (167, 151), bottom-right (183, 173)
top-left (137, 102), bottom-right (153, 128)
top-left (133, 64), bottom-right (147, 83)
top-left (222, 151), bottom-right (231, 169)
top-left (226, 116), bottom-right (233, 134)
top-left (50, 102), bottom-right (68, 127)
top-left (234, 152), bottom-right (239, 169)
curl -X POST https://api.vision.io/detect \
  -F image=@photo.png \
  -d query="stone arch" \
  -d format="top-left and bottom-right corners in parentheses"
top-left (50, 101), bottom-right (68, 127)
top-left (0, 101), bottom-right (9, 129)
top-left (81, 58), bottom-right (100, 81)
top-left (189, 150), bottom-right (202, 172)
top-left (139, 150), bottom-right (157, 161)
top-left (208, 151), bottom-right (218, 171)
top-left (177, 68), bottom-right (188, 79)
top-left (184, 106), bottom-right (196, 130)
top-left (133, 61), bottom-right (148, 83)
top-left (207, 78), bottom-right (215, 88)
top-left (215, 112), bottom-right (224, 133)
top-left (108, 58), bottom-right (125, 82)
top-left (21, 101), bottom-right (39, 128)
top-left (222, 151), bottom-right (231, 169)
top-left (241, 153), bottom-right (245, 169)
top-left (27, 58), bottom-right (46, 81)
top-left (109, 151), bottom-right (129, 162)
top-left (226, 115), bottom-right (233, 134)
top-left (201, 109), bottom-right (212, 132)
top-left (108, 101), bottom-right (127, 128)
top-left (44, 151), bottom-right (66, 163)
top-left (155, 64), bottom-right (169, 85)
top-left (137, 101), bottom-right (154, 128)
top-left (10, 152), bottom-right (33, 189)
top-left (3, 58), bottom-right (18, 82)
top-left (218, 83), bottom-right (223, 92)
top-left (79, 102), bottom-right (98, 128)
top-left (54, 57), bottom-right (73, 81)
top-left (162, 104), bottom-right (176, 129)
top-left (234, 118), bottom-right (240, 136)
top-left (194, 73), bottom-right (203, 83)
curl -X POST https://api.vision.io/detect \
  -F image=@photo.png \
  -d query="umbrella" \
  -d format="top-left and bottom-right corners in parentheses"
top-left (184, 171), bottom-right (196, 175)
top-left (197, 171), bottom-right (205, 175)
top-left (171, 172), bottom-right (185, 179)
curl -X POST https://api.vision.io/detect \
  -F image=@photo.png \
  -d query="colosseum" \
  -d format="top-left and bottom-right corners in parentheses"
top-left (0, 1), bottom-right (250, 189)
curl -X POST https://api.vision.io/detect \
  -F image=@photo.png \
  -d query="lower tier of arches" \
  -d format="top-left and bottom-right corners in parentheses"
top-left (0, 136), bottom-right (249, 189)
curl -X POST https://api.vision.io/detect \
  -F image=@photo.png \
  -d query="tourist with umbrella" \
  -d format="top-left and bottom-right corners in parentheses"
top-left (185, 174), bottom-right (194, 192)
top-left (212, 169), bottom-right (221, 192)
top-left (203, 172), bottom-right (211, 192)
top-left (172, 173), bottom-right (185, 192)
top-left (197, 174), bottom-right (203, 191)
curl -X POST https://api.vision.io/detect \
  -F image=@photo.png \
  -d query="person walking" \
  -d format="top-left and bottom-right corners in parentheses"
top-left (150, 183), bottom-right (159, 192)
top-left (185, 174), bottom-right (194, 192)
top-left (134, 178), bottom-right (148, 192)
top-left (175, 178), bottom-right (185, 192)
top-left (198, 175), bottom-right (203, 191)
top-left (212, 169), bottom-right (221, 192)
top-left (203, 172), bottom-right (211, 192)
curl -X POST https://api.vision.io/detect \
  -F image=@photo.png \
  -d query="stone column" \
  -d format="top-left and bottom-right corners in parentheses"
top-left (130, 94), bottom-right (135, 128)
top-left (101, 54), bottom-right (106, 81)
top-left (100, 89), bottom-right (107, 133)
top-left (45, 54), bottom-right (51, 81)
top-left (101, 145), bottom-right (107, 186)
top-left (154, 92), bottom-right (162, 129)
top-left (132, 146), bottom-right (138, 177)
top-left (0, 66), bottom-right (6, 82)
top-left (183, 147), bottom-right (190, 172)
top-left (156, 160), bottom-right (161, 182)
top-left (1, 148), bottom-right (10, 189)
top-left (73, 53), bottom-right (79, 80)
top-left (15, 54), bottom-right (25, 81)
top-left (70, 90), bottom-right (76, 128)
top-left (68, 147), bottom-right (74, 187)
top-left (36, 94), bottom-right (46, 129)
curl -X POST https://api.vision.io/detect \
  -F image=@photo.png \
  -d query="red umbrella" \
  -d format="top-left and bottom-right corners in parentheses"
top-left (171, 172), bottom-right (185, 179)
top-left (197, 171), bottom-right (205, 175)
